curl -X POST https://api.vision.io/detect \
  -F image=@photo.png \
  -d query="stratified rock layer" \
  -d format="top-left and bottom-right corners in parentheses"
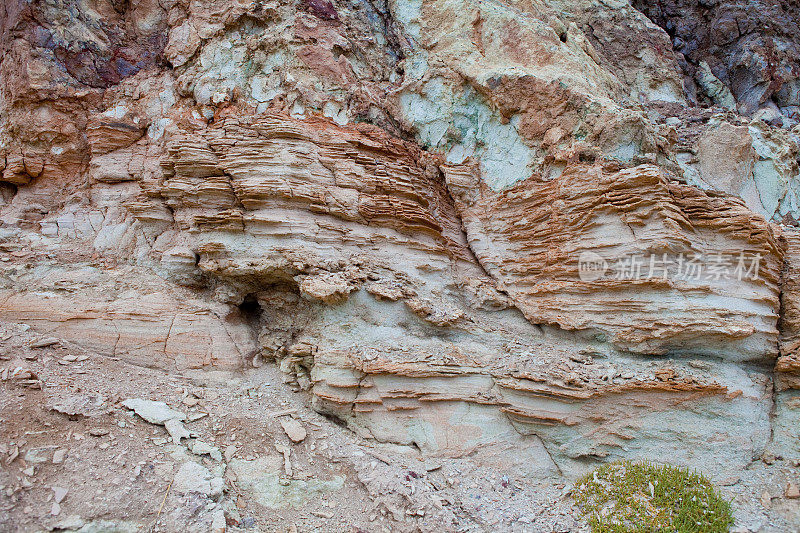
top-left (447, 162), bottom-right (784, 360)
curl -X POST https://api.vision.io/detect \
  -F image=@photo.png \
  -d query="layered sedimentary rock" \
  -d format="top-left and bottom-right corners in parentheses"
top-left (157, 111), bottom-right (473, 285)
top-left (447, 161), bottom-right (783, 360)
top-left (0, 262), bottom-right (256, 371)
top-left (773, 228), bottom-right (800, 461)
top-left (2, 0), bottom-right (800, 482)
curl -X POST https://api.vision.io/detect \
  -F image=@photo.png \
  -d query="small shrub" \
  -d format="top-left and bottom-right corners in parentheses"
top-left (574, 460), bottom-right (734, 533)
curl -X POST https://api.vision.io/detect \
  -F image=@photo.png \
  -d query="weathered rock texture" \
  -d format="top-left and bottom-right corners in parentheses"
top-left (634, 0), bottom-right (800, 119)
top-left (2, 0), bottom-right (800, 489)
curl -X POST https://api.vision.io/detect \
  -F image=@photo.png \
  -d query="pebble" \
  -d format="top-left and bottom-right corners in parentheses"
top-left (30, 337), bottom-right (59, 348)
top-left (52, 486), bottom-right (68, 504)
top-left (211, 509), bottom-right (226, 533)
top-left (6, 446), bottom-right (19, 465)
top-left (224, 445), bottom-right (237, 462)
top-left (182, 396), bottom-right (200, 407)
top-left (52, 449), bottom-right (66, 464)
top-left (786, 482), bottom-right (800, 499)
top-left (761, 490), bottom-right (772, 508)
top-left (280, 418), bottom-right (307, 443)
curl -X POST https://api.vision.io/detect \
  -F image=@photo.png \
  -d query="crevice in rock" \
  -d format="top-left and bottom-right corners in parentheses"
top-left (359, 0), bottom-right (406, 64)
top-left (0, 182), bottom-right (18, 211)
top-left (535, 438), bottom-right (564, 477)
top-left (434, 166), bottom-right (508, 298)
top-left (765, 373), bottom-right (777, 457)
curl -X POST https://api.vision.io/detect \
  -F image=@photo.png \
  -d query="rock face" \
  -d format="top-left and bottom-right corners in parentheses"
top-left (2, 0), bottom-right (800, 486)
top-left (633, 0), bottom-right (800, 119)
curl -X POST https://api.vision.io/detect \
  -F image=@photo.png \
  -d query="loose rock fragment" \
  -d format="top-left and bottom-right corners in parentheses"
top-left (122, 399), bottom-right (185, 425)
top-left (164, 419), bottom-right (191, 445)
top-left (5, 446), bottom-right (19, 465)
top-left (280, 418), bottom-right (307, 443)
top-left (51, 394), bottom-right (109, 417)
top-left (211, 509), bottom-right (226, 533)
top-left (761, 490), bottom-right (772, 508)
top-left (29, 337), bottom-right (59, 348)
top-left (191, 440), bottom-right (222, 461)
top-left (52, 486), bottom-right (68, 504)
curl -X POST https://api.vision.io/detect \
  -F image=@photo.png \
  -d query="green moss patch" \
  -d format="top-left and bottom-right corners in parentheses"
top-left (574, 460), bottom-right (734, 533)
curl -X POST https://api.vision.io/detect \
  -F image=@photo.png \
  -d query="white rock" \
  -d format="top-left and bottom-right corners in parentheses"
top-left (52, 449), bottom-right (66, 464)
top-left (29, 337), bottom-right (59, 348)
top-left (122, 399), bottom-right (185, 425)
top-left (173, 461), bottom-right (224, 500)
top-left (211, 508), bottom-right (226, 533)
top-left (52, 486), bottom-right (68, 504)
top-left (280, 418), bottom-right (307, 443)
top-left (164, 418), bottom-right (190, 444)
top-left (191, 440), bottom-right (222, 461)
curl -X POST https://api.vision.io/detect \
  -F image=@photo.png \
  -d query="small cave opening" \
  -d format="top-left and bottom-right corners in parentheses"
top-left (238, 293), bottom-right (263, 329)
top-left (0, 182), bottom-right (18, 208)
top-left (238, 292), bottom-right (265, 367)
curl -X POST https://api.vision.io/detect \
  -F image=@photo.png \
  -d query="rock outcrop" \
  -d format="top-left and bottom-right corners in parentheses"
top-left (2, 0), bottom-right (800, 498)
top-left (633, 0), bottom-right (800, 120)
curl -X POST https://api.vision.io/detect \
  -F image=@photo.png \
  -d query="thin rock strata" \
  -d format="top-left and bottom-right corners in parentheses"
top-left (2, 0), bottom-right (800, 513)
